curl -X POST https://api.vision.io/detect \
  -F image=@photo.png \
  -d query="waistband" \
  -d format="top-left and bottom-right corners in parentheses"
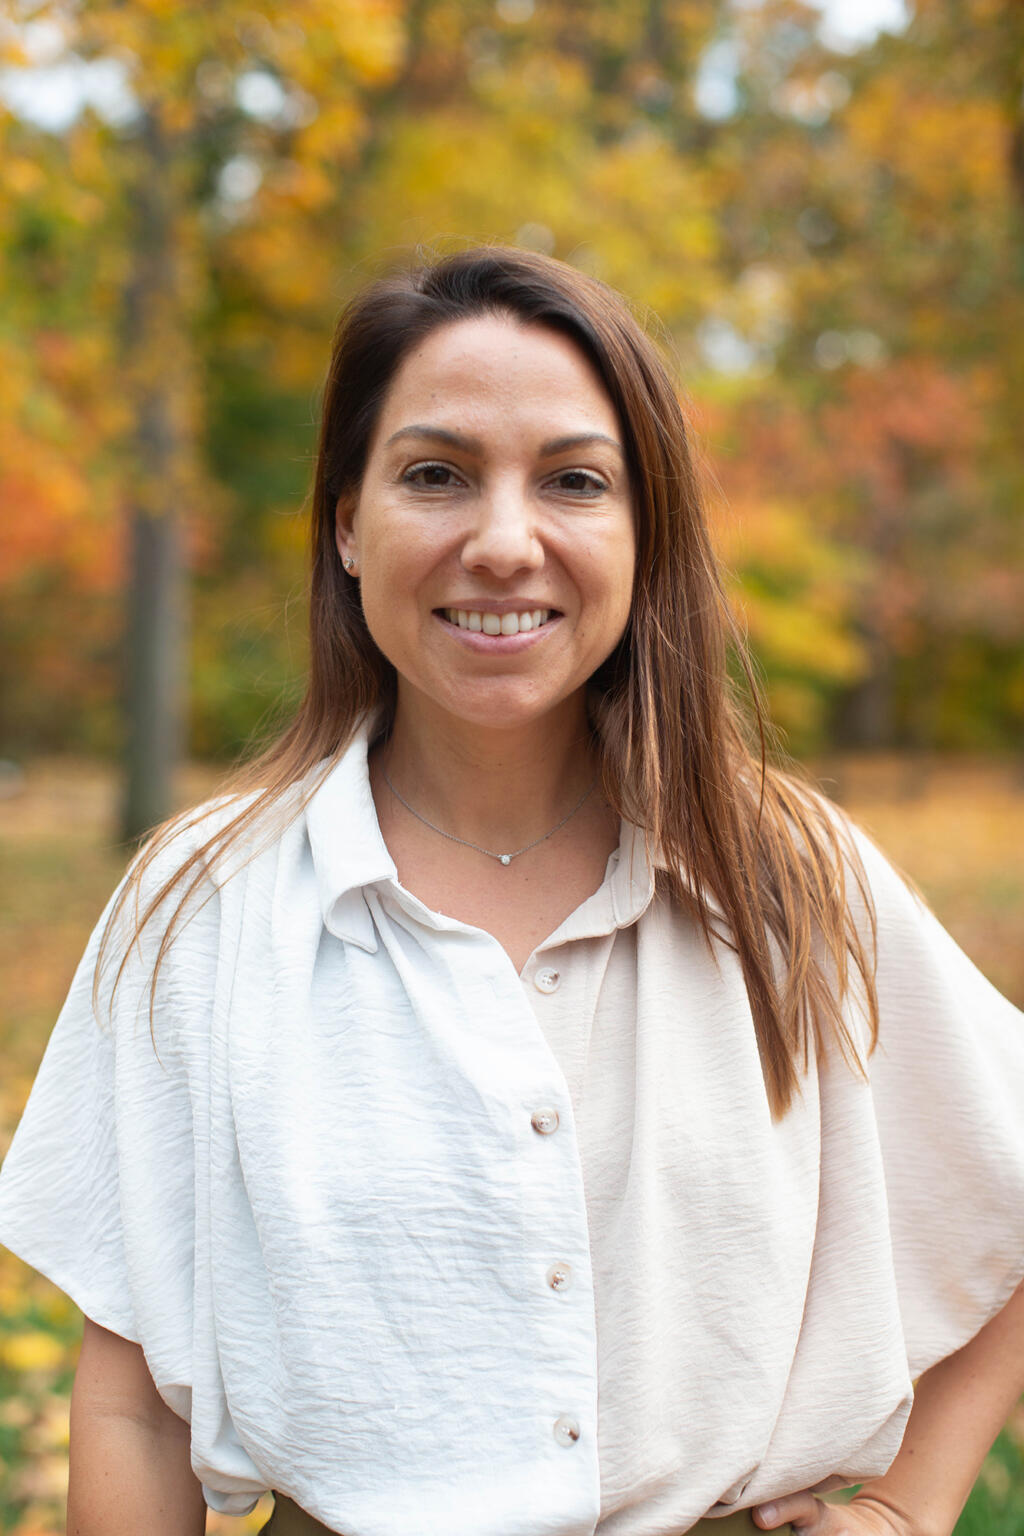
top-left (259, 1493), bottom-right (760, 1535)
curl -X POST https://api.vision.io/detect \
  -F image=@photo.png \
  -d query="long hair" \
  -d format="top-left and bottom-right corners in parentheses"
top-left (96, 244), bottom-right (877, 1118)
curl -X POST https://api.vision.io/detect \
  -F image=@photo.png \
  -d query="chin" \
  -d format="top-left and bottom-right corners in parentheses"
top-left (422, 685), bottom-right (582, 735)
top-left (445, 703), bottom-right (560, 733)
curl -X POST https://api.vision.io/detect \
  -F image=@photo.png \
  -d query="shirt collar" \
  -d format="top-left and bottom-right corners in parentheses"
top-left (303, 720), bottom-right (395, 952)
top-left (534, 819), bottom-right (656, 952)
top-left (302, 721), bottom-right (722, 950)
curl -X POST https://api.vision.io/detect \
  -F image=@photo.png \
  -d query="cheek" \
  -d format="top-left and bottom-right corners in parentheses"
top-left (595, 552), bottom-right (636, 653)
top-left (360, 519), bottom-right (432, 592)
top-left (356, 531), bottom-right (442, 644)
top-left (615, 529), bottom-right (638, 620)
top-left (588, 527), bottom-right (636, 615)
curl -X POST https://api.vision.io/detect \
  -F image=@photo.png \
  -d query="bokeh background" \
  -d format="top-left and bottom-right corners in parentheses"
top-left (1, 0), bottom-right (1023, 1530)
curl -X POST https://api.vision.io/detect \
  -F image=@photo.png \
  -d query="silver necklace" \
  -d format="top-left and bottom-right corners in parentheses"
top-left (381, 766), bottom-right (598, 867)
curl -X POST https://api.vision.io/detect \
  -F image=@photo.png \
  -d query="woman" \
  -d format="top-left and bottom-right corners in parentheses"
top-left (1, 246), bottom-right (1022, 1536)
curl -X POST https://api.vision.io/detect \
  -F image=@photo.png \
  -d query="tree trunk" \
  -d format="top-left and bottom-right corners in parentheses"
top-left (119, 110), bottom-right (191, 845)
top-left (123, 491), bottom-right (185, 841)
top-left (832, 627), bottom-right (893, 750)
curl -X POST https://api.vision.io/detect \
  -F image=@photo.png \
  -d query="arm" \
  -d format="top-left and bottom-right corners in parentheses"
top-left (754, 1277), bottom-right (1024, 1536)
top-left (67, 1316), bottom-right (207, 1536)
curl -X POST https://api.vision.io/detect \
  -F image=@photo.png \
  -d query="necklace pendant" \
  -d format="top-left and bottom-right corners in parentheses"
top-left (499, 854), bottom-right (512, 866)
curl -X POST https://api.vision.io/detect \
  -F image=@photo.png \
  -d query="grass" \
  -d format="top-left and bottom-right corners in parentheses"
top-left (1, 752), bottom-right (1023, 1534)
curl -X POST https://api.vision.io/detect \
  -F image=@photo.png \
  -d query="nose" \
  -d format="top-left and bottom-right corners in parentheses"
top-left (459, 481), bottom-right (544, 579)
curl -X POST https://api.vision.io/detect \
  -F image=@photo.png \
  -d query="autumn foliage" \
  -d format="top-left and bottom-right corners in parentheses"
top-left (1, 0), bottom-right (1022, 758)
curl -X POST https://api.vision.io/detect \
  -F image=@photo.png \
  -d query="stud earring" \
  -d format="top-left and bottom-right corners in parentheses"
top-left (343, 557), bottom-right (355, 572)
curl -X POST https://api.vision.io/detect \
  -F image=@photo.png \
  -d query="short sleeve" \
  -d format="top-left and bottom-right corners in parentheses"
top-left (851, 824), bottom-right (1024, 1377)
top-left (0, 838), bottom-right (219, 1413)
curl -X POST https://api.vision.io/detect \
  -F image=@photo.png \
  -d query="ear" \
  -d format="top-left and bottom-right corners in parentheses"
top-left (334, 494), bottom-right (359, 573)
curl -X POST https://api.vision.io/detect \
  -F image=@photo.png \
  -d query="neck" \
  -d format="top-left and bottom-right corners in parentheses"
top-left (374, 690), bottom-right (599, 849)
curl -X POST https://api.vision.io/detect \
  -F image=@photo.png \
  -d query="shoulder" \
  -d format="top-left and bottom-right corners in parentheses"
top-left (826, 807), bottom-right (937, 947)
top-left (770, 767), bottom-right (922, 921)
top-left (760, 772), bottom-right (940, 1019)
top-left (97, 780), bottom-right (314, 1007)
top-left (822, 801), bottom-right (1024, 1049)
top-left (129, 774), bottom-right (317, 904)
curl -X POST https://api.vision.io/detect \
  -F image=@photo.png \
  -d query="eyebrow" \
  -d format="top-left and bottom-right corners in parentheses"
top-left (383, 425), bottom-right (624, 457)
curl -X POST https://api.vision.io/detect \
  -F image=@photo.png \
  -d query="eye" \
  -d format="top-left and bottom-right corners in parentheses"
top-left (402, 461), bottom-right (463, 489)
top-left (550, 469), bottom-right (608, 496)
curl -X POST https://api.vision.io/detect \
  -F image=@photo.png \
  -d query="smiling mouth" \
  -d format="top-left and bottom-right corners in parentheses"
top-left (439, 608), bottom-right (555, 636)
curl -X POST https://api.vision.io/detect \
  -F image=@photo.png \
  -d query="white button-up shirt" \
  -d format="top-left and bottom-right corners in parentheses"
top-left (1, 724), bottom-right (1023, 1536)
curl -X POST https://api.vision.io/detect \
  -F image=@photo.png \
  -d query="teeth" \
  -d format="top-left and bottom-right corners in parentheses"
top-left (445, 609), bottom-right (551, 635)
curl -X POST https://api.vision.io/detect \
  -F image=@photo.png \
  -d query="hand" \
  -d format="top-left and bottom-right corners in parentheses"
top-left (752, 1491), bottom-right (922, 1535)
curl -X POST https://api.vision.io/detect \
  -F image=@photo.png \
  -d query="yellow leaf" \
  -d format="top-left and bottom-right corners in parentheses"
top-left (1, 1329), bottom-right (68, 1373)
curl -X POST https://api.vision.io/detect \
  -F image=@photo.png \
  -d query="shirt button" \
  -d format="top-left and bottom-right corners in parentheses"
top-left (534, 968), bottom-right (561, 994)
top-left (530, 1107), bottom-right (560, 1135)
top-left (553, 1415), bottom-right (581, 1446)
top-left (546, 1262), bottom-right (572, 1292)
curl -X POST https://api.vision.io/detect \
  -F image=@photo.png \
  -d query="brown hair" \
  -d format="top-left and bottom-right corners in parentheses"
top-left (97, 244), bottom-right (877, 1117)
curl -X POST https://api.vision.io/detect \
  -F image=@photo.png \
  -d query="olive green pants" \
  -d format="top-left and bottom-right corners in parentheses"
top-left (259, 1491), bottom-right (760, 1534)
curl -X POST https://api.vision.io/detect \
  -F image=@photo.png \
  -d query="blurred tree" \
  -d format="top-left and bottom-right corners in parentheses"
top-left (1, 0), bottom-right (407, 836)
top-left (0, 0), bottom-right (1021, 772)
top-left (687, 0), bottom-right (1024, 748)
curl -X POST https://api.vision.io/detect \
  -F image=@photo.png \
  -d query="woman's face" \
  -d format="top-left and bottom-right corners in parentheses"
top-left (335, 314), bottom-right (636, 737)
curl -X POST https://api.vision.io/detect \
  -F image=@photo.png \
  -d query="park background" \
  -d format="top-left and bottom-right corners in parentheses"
top-left (1, 0), bottom-right (1022, 1529)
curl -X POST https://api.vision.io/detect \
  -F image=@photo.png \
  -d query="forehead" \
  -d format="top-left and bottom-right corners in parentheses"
top-left (371, 315), bottom-right (621, 444)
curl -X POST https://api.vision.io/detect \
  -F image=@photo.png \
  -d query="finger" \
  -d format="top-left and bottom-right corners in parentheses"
top-left (753, 1491), bottom-right (830, 1530)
